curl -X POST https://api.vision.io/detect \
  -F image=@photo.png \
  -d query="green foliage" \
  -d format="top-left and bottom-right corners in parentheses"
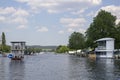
top-left (68, 32), bottom-right (85, 50)
top-left (0, 45), bottom-right (11, 53)
top-left (56, 45), bottom-right (69, 53)
top-left (2, 32), bottom-right (6, 45)
top-left (115, 22), bottom-right (120, 49)
top-left (0, 32), bottom-right (10, 53)
top-left (25, 47), bottom-right (42, 54)
top-left (85, 10), bottom-right (117, 48)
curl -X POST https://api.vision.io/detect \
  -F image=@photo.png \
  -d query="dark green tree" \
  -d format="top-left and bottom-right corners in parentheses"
top-left (0, 32), bottom-right (10, 53)
top-left (68, 32), bottom-right (85, 50)
top-left (2, 32), bottom-right (6, 45)
top-left (86, 10), bottom-right (116, 48)
top-left (115, 22), bottom-right (120, 49)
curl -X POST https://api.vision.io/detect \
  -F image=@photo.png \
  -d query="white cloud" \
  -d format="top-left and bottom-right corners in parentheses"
top-left (15, 0), bottom-right (102, 14)
top-left (11, 17), bottom-right (28, 24)
top-left (0, 7), bottom-right (29, 25)
top-left (17, 25), bottom-right (27, 29)
top-left (90, 0), bottom-right (102, 5)
top-left (78, 28), bottom-right (86, 34)
top-left (71, 8), bottom-right (87, 15)
top-left (0, 7), bottom-right (16, 14)
top-left (47, 9), bottom-right (59, 14)
top-left (116, 19), bottom-right (120, 24)
top-left (13, 9), bottom-right (29, 17)
top-left (68, 28), bottom-right (75, 33)
top-left (60, 17), bottom-right (86, 28)
top-left (58, 30), bottom-right (64, 34)
top-left (87, 11), bottom-right (95, 17)
top-left (37, 27), bottom-right (48, 32)
top-left (0, 16), bottom-right (6, 22)
top-left (100, 5), bottom-right (120, 24)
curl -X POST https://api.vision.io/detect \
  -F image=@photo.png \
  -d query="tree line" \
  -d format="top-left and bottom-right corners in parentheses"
top-left (25, 47), bottom-right (42, 55)
top-left (56, 10), bottom-right (120, 53)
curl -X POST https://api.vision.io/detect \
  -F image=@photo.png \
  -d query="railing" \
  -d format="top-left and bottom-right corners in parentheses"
top-left (95, 46), bottom-right (106, 50)
top-left (11, 46), bottom-right (25, 50)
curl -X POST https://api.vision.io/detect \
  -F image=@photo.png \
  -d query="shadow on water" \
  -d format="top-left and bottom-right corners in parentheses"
top-left (68, 56), bottom-right (90, 80)
top-left (68, 55), bottom-right (120, 80)
top-left (86, 58), bottom-right (120, 80)
top-left (8, 61), bottom-right (25, 80)
top-left (0, 57), bottom-right (8, 80)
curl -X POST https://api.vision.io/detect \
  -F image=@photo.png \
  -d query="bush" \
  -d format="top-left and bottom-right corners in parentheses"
top-left (56, 45), bottom-right (69, 53)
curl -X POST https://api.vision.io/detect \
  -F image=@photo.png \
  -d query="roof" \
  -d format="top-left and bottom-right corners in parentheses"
top-left (11, 41), bottom-right (26, 43)
top-left (96, 38), bottom-right (114, 42)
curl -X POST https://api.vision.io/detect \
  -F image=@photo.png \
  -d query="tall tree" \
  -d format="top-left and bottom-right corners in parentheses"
top-left (68, 32), bottom-right (85, 50)
top-left (0, 32), bottom-right (10, 53)
top-left (86, 10), bottom-right (116, 48)
top-left (115, 22), bottom-right (120, 49)
top-left (2, 32), bottom-right (6, 45)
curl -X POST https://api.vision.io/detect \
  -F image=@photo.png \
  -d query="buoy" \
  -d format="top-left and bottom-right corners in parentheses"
top-left (8, 54), bottom-right (13, 58)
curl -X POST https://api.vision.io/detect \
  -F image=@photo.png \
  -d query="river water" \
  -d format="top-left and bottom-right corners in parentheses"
top-left (0, 52), bottom-right (120, 80)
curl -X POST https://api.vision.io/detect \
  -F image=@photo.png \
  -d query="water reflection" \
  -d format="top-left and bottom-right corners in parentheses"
top-left (68, 55), bottom-right (120, 80)
top-left (0, 57), bottom-right (7, 80)
top-left (86, 58), bottom-right (115, 80)
top-left (8, 61), bottom-right (25, 80)
top-left (68, 56), bottom-right (90, 80)
top-left (114, 60), bottom-right (120, 79)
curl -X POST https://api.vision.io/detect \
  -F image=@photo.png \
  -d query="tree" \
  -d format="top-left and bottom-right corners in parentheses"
top-left (115, 22), bottom-right (120, 49)
top-left (25, 47), bottom-right (42, 55)
top-left (0, 32), bottom-right (10, 53)
top-left (1, 45), bottom-right (10, 53)
top-left (68, 32), bottom-right (85, 50)
top-left (85, 10), bottom-right (116, 48)
top-left (2, 32), bottom-right (6, 45)
top-left (56, 45), bottom-right (69, 53)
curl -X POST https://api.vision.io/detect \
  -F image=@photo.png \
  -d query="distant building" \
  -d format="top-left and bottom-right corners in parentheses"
top-left (95, 38), bottom-right (115, 58)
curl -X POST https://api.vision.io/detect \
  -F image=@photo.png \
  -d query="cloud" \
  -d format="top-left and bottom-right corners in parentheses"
top-left (11, 17), bottom-right (28, 24)
top-left (58, 30), bottom-right (64, 34)
top-left (0, 7), bottom-right (29, 25)
top-left (67, 28), bottom-right (85, 34)
top-left (78, 28), bottom-right (86, 34)
top-left (87, 11), bottom-right (95, 17)
top-left (37, 27), bottom-right (48, 32)
top-left (13, 9), bottom-right (29, 17)
top-left (100, 5), bottom-right (120, 24)
top-left (17, 25), bottom-right (27, 29)
top-left (0, 7), bottom-right (16, 14)
top-left (67, 28), bottom-right (75, 32)
top-left (71, 8), bottom-right (86, 15)
top-left (15, 0), bottom-right (102, 14)
top-left (60, 17), bottom-right (86, 28)
top-left (91, 0), bottom-right (102, 5)
top-left (0, 16), bottom-right (6, 22)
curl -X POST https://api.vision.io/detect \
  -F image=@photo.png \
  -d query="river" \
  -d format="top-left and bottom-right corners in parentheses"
top-left (0, 52), bottom-right (120, 80)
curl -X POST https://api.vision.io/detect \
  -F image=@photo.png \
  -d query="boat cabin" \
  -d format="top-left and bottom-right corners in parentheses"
top-left (11, 41), bottom-right (26, 60)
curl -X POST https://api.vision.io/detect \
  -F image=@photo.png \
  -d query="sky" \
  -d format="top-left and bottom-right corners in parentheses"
top-left (0, 0), bottom-right (120, 46)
